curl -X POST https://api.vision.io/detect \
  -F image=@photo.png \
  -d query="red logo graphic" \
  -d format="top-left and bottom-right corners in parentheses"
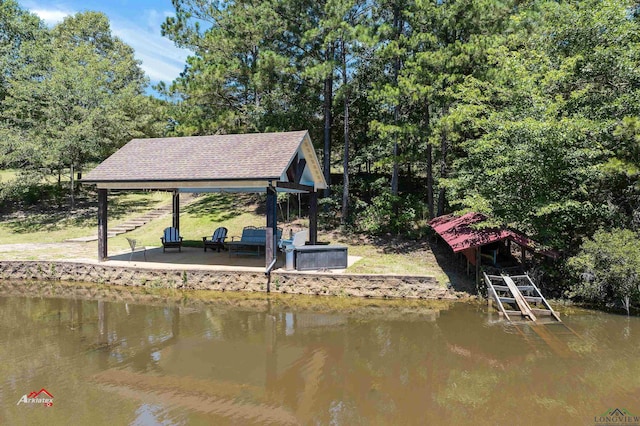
top-left (17, 388), bottom-right (54, 407)
top-left (27, 389), bottom-right (53, 399)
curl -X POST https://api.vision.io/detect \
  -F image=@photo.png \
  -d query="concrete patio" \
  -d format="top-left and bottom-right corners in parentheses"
top-left (104, 245), bottom-right (362, 274)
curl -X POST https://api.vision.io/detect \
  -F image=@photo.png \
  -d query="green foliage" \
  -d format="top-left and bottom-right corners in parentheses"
top-left (0, 172), bottom-right (47, 208)
top-left (318, 188), bottom-right (342, 229)
top-left (160, 0), bottom-right (321, 135)
top-left (0, 0), bottom-right (44, 105)
top-left (443, 0), bottom-right (640, 252)
top-left (320, 175), bottom-right (425, 235)
top-left (1, 0), bottom-right (640, 306)
top-left (0, 5), bottom-right (166, 208)
top-left (358, 190), bottom-right (420, 236)
top-left (568, 229), bottom-right (640, 314)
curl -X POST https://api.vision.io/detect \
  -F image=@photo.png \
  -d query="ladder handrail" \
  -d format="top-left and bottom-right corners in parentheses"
top-left (484, 272), bottom-right (511, 321)
top-left (524, 274), bottom-right (561, 322)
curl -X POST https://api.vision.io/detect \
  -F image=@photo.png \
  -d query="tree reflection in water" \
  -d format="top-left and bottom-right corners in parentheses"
top-left (0, 288), bottom-right (638, 425)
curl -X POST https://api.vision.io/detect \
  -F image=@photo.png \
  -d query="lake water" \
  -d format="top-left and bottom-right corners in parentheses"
top-left (0, 285), bottom-right (639, 425)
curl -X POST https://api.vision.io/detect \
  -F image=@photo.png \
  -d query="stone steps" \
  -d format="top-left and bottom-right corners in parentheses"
top-left (65, 194), bottom-right (195, 242)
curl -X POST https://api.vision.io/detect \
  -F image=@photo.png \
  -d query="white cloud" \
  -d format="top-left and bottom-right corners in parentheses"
top-left (31, 8), bottom-right (73, 25)
top-left (27, 5), bottom-right (191, 86)
top-left (111, 15), bottom-right (191, 84)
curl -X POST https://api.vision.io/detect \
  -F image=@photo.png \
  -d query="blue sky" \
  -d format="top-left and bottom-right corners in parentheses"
top-left (22, 0), bottom-right (191, 87)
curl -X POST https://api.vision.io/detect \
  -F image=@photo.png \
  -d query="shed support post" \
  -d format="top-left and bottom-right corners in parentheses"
top-left (98, 188), bottom-right (108, 262)
top-left (172, 191), bottom-right (180, 231)
top-left (266, 185), bottom-right (277, 272)
top-left (521, 246), bottom-right (526, 265)
top-left (475, 247), bottom-right (481, 288)
top-left (309, 191), bottom-right (318, 244)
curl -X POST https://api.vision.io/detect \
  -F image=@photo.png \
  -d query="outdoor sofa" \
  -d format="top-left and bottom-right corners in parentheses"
top-left (226, 226), bottom-right (282, 256)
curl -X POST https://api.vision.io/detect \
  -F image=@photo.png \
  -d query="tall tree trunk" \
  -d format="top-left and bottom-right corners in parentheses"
top-left (253, 46), bottom-right (260, 108)
top-left (390, 6), bottom-right (402, 196)
top-left (70, 163), bottom-right (75, 211)
top-left (391, 134), bottom-right (399, 194)
top-left (425, 104), bottom-right (434, 218)
top-left (437, 122), bottom-right (448, 217)
top-left (323, 47), bottom-right (333, 199)
top-left (427, 142), bottom-right (434, 218)
top-left (341, 40), bottom-right (349, 227)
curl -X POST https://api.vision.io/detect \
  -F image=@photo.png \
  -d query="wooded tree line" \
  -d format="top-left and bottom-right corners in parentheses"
top-left (159, 0), bottom-right (640, 310)
top-left (0, 0), bottom-right (166, 207)
top-left (158, 0), bottom-right (640, 247)
top-left (1, 0), bottom-right (639, 308)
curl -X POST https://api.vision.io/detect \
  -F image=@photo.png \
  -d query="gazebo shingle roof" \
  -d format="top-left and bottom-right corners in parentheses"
top-left (84, 130), bottom-right (309, 182)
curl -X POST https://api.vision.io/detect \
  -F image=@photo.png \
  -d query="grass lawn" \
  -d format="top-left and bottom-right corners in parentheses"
top-left (0, 192), bottom-right (462, 288)
top-left (107, 193), bottom-right (268, 253)
top-left (346, 242), bottom-right (451, 281)
top-left (0, 191), bottom-right (172, 245)
top-left (0, 168), bottom-right (75, 184)
top-left (0, 169), bottom-right (18, 182)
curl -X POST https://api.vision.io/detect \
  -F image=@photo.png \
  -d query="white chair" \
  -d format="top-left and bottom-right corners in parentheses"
top-left (280, 229), bottom-right (308, 250)
top-left (280, 230), bottom-right (308, 271)
top-left (126, 237), bottom-right (146, 261)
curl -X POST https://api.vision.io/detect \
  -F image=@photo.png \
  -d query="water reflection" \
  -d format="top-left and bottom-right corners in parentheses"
top-left (0, 289), bottom-right (639, 425)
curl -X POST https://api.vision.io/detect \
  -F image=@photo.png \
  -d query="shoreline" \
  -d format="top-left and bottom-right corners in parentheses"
top-left (0, 260), bottom-right (460, 300)
top-left (0, 279), bottom-right (463, 321)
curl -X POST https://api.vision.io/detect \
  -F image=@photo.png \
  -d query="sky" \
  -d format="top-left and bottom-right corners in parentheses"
top-left (21, 0), bottom-right (192, 87)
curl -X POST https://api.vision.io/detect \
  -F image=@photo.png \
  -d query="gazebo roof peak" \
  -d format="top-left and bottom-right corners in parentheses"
top-left (83, 130), bottom-right (326, 192)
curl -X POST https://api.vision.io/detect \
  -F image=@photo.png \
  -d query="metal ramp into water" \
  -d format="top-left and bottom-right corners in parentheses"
top-left (484, 272), bottom-right (561, 322)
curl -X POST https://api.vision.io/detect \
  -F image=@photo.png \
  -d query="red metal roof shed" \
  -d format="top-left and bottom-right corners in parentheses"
top-left (430, 213), bottom-right (558, 264)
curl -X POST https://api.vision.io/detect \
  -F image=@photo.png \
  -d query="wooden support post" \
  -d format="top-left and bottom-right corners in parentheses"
top-left (309, 191), bottom-right (318, 244)
top-left (475, 247), bottom-right (481, 288)
top-left (172, 191), bottom-right (180, 231)
top-left (521, 246), bottom-right (526, 265)
top-left (98, 188), bottom-right (108, 262)
top-left (266, 185), bottom-right (277, 271)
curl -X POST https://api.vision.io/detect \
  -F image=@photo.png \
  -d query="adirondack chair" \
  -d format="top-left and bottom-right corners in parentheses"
top-left (202, 226), bottom-right (228, 252)
top-left (161, 227), bottom-right (183, 252)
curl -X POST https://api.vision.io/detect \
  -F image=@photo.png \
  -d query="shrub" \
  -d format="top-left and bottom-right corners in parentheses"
top-left (0, 173), bottom-right (45, 209)
top-left (317, 175), bottom-right (427, 236)
top-left (568, 228), bottom-right (640, 315)
top-left (0, 171), bottom-right (68, 211)
top-left (357, 191), bottom-right (421, 236)
top-left (317, 184), bottom-right (343, 229)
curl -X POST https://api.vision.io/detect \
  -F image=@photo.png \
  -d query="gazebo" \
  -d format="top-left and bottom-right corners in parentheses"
top-left (82, 130), bottom-right (327, 270)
